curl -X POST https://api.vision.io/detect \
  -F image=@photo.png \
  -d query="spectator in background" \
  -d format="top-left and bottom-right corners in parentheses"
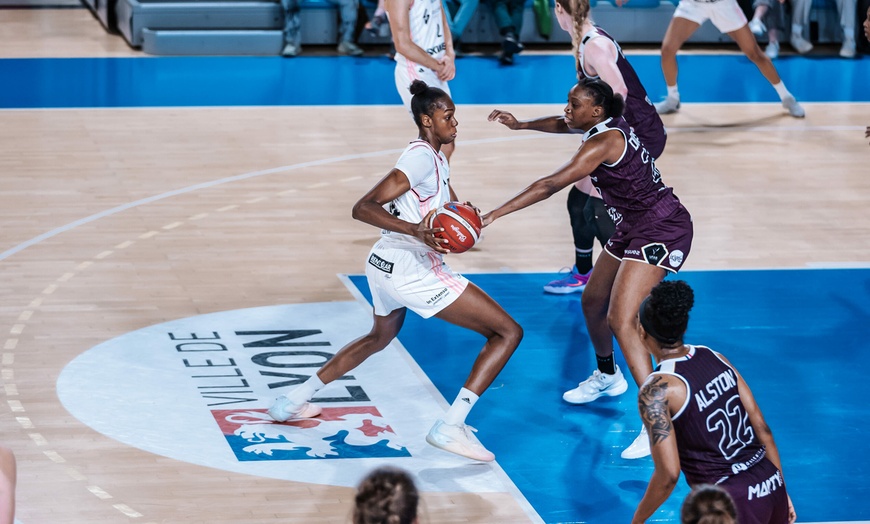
top-left (748, 0), bottom-right (788, 58)
top-left (281, 0), bottom-right (365, 56)
top-left (485, 0), bottom-right (526, 64)
top-left (789, 0), bottom-right (857, 56)
top-left (365, 0), bottom-right (390, 37)
top-left (681, 485), bottom-right (738, 524)
top-left (444, 0), bottom-right (480, 55)
top-left (353, 466), bottom-right (420, 524)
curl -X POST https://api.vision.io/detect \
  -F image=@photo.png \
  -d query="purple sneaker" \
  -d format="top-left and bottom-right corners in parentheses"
top-left (543, 266), bottom-right (591, 294)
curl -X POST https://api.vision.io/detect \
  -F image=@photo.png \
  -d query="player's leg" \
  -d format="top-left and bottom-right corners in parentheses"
top-left (562, 251), bottom-right (629, 404)
top-left (607, 262), bottom-right (666, 388)
top-left (268, 308), bottom-right (407, 422)
top-left (607, 260), bottom-right (667, 459)
top-left (656, 14), bottom-right (700, 114)
top-left (435, 283), bottom-right (522, 396)
top-left (727, 25), bottom-right (805, 117)
top-left (544, 184), bottom-right (596, 294)
top-left (426, 282), bottom-right (522, 461)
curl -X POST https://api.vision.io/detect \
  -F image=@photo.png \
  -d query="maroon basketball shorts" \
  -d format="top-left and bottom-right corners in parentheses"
top-left (604, 205), bottom-right (693, 273)
top-left (718, 458), bottom-right (791, 524)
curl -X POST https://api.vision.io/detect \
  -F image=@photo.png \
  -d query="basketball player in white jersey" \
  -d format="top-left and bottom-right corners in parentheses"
top-left (268, 81), bottom-right (522, 463)
top-left (387, 0), bottom-right (457, 160)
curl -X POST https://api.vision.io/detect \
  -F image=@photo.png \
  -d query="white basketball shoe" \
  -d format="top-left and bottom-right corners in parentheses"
top-left (621, 426), bottom-right (651, 459)
top-left (268, 395), bottom-right (322, 422)
top-left (563, 366), bottom-right (629, 404)
top-left (426, 420), bottom-right (495, 462)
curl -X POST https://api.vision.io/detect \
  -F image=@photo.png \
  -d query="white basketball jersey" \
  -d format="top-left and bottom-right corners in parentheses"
top-left (394, 0), bottom-right (447, 71)
top-left (379, 140), bottom-right (451, 250)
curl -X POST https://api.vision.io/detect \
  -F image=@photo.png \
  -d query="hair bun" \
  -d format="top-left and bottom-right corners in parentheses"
top-left (409, 80), bottom-right (429, 96)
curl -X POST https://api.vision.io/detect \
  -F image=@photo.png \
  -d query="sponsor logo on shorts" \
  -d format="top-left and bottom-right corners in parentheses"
top-left (368, 253), bottom-right (394, 273)
top-left (642, 243), bottom-right (669, 266)
top-left (426, 287), bottom-right (450, 305)
top-left (669, 250), bottom-right (684, 268)
top-left (748, 470), bottom-right (784, 500)
top-left (625, 249), bottom-right (641, 256)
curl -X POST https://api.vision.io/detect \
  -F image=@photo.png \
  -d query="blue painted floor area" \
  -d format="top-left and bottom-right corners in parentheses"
top-left (1, 54), bottom-right (868, 108)
top-left (349, 268), bottom-right (870, 523)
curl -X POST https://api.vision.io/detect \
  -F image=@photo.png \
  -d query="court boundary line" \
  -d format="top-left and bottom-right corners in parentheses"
top-left (337, 273), bottom-right (546, 524)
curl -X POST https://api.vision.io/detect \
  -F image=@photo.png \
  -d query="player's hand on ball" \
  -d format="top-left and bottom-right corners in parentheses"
top-left (462, 201), bottom-right (481, 216)
top-left (480, 212), bottom-right (494, 228)
top-left (488, 110), bottom-right (519, 129)
top-left (418, 209), bottom-right (450, 253)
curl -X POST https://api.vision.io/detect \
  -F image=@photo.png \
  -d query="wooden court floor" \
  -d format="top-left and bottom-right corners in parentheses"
top-left (1, 8), bottom-right (869, 524)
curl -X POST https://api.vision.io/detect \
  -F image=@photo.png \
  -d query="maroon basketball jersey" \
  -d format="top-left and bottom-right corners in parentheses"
top-left (582, 117), bottom-right (681, 229)
top-left (578, 26), bottom-right (667, 158)
top-left (655, 346), bottom-right (767, 485)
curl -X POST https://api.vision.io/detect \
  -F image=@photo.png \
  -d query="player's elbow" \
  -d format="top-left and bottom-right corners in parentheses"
top-left (656, 467), bottom-right (680, 491)
top-left (351, 201), bottom-right (366, 222)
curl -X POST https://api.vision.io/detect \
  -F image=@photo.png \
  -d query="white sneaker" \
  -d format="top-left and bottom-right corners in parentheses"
top-left (267, 395), bottom-right (322, 422)
top-left (748, 19), bottom-right (766, 36)
top-left (654, 96), bottom-right (680, 115)
top-left (281, 43), bottom-right (301, 57)
top-left (840, 39), bottom-right (856, 58)
top-left (563, 365), bottom-right (629, 404)
top-left (621, 426), bottom-right (651, 459)
top-left (781, 95), bottom-right (805, 118)
top-left (765, 41), bottom-right (780, 59)
top-left (426, 420), bottom-right (495, 462)
top-left (790, 33), bottom-right (813, 54)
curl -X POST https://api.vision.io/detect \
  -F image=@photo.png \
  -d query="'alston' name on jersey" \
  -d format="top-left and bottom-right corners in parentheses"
top-left (694, 368), bottom-right (738, 412)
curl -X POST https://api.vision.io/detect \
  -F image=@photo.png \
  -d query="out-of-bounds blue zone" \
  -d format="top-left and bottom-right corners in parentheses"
top-left (1, 54), bottom-right (868, 108)
top-left (349, 268), bottom-right (870, 524)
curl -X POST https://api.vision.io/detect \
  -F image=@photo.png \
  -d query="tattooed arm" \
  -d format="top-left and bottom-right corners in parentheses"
top-left (632, 374), bottom-right (683, 524)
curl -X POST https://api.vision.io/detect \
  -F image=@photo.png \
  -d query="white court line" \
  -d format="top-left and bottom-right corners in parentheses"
top-left (337, 273), bottom-right (545, 524)
top-left (2, 126), bottom-right (863, 270)
top-left (0, 135), bottom-right (537, 263)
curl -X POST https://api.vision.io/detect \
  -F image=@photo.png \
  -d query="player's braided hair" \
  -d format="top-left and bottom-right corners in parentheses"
top-left (409, 80), bottom-right (451, 128)
top-left (353, 467), bottom-right (419, 524)
top-left (555, 0), bottom-right (591, 72)
top-left (680, 484), bottom-right (737, 524)
top-left (643, 280), bottom-right (695, 346)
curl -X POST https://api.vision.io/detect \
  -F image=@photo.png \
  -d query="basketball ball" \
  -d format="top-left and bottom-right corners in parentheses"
top-left (429, 202), bottom-right (482, 254)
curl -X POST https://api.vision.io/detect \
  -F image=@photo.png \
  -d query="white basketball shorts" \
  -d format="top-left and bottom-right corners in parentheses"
top-left (673, 0), bottom-right (748, 34)
top-left (364, 241), bottom-right (468, 319)
top-left (394, 61), bottom-right (452, 115)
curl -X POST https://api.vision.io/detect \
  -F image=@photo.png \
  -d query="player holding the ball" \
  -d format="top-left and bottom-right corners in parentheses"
top-left (267, 80), bottom-right (522, 463)
top-left (484, 78), bottom-right (693, 459)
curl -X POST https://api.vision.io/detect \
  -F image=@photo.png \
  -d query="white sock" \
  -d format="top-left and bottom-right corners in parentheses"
top-left (667, 85), bottom-right (680, 100)
top-left (444, 387), bottom-right (478, 426)
top-left (791, 24), bottom-right (803, 35)
top-left (772, 81), bottom-right (792, 100)
top-left (285, 374), bottom-right (325, 405)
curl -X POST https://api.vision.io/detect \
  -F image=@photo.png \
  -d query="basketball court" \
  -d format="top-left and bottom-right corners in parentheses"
top-left (1, 7), bottom-right (869, 523)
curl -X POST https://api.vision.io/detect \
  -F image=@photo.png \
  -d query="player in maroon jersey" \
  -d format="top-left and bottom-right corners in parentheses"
top-left (484, 78), bottom-right (693, 456)
top-left (632, 280), bottom-right (796, 524)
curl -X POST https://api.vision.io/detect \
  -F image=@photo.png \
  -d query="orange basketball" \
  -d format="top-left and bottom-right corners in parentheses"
top-left (429, 202), bottom-right (482, 254)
